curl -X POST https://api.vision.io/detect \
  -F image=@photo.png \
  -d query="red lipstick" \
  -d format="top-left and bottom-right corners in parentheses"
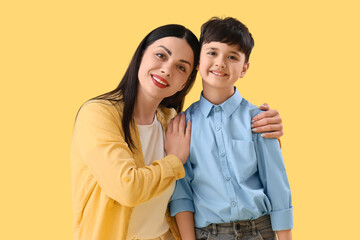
top-left (151, 74), bottom-right (169, 88)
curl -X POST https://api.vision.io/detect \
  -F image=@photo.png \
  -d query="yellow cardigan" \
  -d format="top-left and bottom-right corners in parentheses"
top-left (71, 100), bottom-right (184, 240)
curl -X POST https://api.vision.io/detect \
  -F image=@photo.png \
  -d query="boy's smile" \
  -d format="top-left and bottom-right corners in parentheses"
top-left (198, 41), bottom-right (249, 96)
top-left (210, 70), bottom-right (227, 77)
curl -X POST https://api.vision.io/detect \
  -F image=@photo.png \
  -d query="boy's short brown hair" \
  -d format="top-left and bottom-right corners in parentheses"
top-left (200, 17), bottom-right (254, 62)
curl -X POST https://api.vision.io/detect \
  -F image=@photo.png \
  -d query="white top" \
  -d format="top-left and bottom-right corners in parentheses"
top-left (126, 115), bottom-right (175, 240)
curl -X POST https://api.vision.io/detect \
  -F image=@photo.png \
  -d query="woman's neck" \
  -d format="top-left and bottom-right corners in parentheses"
top-left (133, 91), bottom-right (162, 125)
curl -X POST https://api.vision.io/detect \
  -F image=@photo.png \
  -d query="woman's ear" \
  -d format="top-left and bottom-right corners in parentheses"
top-left (179, 81), bottom-right (187, 92)
top-left (180, 84), bottom-right (186, 91)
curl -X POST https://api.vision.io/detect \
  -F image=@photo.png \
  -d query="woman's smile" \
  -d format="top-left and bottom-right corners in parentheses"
top-left (151, 74), bottom-right (169, 88)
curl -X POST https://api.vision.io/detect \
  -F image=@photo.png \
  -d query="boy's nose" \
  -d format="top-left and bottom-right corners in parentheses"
top-left (215, 60), bottom-right (226, 69)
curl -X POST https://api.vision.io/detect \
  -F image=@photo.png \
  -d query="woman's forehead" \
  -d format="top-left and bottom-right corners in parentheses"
top-left (149, 37), bottom-right (194, 64)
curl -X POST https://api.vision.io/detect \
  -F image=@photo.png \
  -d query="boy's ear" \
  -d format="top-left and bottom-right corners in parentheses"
top-left (240, 62), bottom-right (250, 78)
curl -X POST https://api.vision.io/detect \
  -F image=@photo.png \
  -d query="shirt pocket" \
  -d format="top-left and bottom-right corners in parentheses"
top-left (228, 140), bottom-right (258, 182)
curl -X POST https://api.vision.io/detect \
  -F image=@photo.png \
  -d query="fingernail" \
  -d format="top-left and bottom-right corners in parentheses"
top-left (259, 105), bottom-right (265, 108)
top-left (261, 133), bottom-right (265, 137)
top-left (251, 124), bottom-right (254, 128)
top-left (251, 120), bottom-right (255, 123)
top-left (251, 128), bottom-right (257, 132)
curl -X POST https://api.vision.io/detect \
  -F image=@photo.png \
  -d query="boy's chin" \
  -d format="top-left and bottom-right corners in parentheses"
top-left (202, 79), bottom-right (236, 91)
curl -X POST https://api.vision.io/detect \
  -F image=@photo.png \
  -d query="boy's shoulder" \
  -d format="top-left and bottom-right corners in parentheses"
top-left (184, 100), bottom-right (201, 116)
top-left (240, 97), bottom-right (264, 118)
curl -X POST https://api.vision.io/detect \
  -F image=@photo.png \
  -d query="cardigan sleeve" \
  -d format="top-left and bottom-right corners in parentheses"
top-left (72, 101), bottom-right (185, 207)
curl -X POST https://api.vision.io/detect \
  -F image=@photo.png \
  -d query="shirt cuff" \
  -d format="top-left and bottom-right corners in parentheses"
top-left (162, 155), bottom-right (185, 180)
top-left (170, 199), bottom-right (195, 216)
top-left (270, 207), bottom-right (293, 231)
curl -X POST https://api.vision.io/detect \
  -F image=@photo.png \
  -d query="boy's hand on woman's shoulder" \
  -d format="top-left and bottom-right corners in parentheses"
top-left (251, 103), bottom-right (283, 138)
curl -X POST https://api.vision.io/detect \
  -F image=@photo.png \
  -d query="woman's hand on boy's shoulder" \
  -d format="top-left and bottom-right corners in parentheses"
top-left (165, 113), bottom-right (192, 164)
top-left (251, 103), bottom-right (283, 139)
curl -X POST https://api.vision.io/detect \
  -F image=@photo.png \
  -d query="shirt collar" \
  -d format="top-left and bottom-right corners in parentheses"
top-left (199, 87), bottom-right (243, 118)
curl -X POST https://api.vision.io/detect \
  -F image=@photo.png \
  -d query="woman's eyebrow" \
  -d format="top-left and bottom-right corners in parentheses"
top-left (158, 45), bottom-right (192, 67)
top-left (158, 45), bottom-right (172, 55)
top-left (180, 59), bottom-right (191, 67)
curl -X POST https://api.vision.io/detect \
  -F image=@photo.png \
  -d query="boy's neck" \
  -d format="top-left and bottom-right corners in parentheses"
top-left (202, 83), bottom-right (236, 105)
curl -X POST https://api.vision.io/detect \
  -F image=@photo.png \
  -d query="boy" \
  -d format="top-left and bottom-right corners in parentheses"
top-left (170, 17), bottom-right (293, 240)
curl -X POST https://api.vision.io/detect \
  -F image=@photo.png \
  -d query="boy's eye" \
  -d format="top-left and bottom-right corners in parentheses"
top-left (207, 51), bottom-right (216, 56)
top-left (228, 55), bottom-right (238, 61)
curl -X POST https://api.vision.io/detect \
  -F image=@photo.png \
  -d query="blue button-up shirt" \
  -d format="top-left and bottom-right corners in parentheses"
top-left (170, 88), bottom-right (293, 231)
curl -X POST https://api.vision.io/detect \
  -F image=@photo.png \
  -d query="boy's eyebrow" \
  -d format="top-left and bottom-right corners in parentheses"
top-left (205, 47), bottom-right (218, 52)
top-left (230, 51), bottom-right (241, 56)
top-left (205, 47), bottom-right (241, 56)
top-left (158, 45), bottom-right (192, 67)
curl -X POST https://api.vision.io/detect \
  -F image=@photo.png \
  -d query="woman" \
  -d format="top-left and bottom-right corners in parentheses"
top-left (71, 24), bottom-right (283, 240)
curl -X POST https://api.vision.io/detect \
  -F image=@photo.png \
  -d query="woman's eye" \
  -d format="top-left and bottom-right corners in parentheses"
top-left (156, 53), bottom-right (165, 59)
top-left (177, 65), bottom-right (186, 72)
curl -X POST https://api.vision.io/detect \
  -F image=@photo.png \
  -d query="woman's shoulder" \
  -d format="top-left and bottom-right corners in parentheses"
top-left (157, 105), bottom-right (177, 124)
top-left (77, 99), bottom-right (123, 121)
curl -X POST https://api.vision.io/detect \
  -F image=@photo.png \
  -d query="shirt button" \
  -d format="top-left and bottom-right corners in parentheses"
top-left (214, 106), bottom-right (220, 111)
top-left (215, 126), bottom-right (221, 131)
top-left (226, 177), bottom-right (231, 181)
top-left (231, 201), bottom-right (237, 207)
top-left (220, 152), bottom-right (225, 157)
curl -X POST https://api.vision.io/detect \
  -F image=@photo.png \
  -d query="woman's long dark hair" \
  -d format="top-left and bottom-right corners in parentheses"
top-left (91, 24), bottom-right (200, 151)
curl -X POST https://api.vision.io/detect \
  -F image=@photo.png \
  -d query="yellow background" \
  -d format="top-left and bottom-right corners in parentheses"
top-left (1, 0), bottom-right (359, 239)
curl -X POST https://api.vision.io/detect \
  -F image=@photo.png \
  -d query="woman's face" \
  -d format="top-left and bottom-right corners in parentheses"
top-left (137, 37), bottom-right (194, 102)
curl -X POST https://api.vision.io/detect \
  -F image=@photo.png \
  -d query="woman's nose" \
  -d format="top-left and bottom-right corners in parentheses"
top-left (160, 63), bottom-right (172, 77)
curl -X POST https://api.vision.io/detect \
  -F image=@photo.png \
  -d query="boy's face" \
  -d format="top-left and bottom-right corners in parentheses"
top-left (198, 41), bottom-right (249, 91)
